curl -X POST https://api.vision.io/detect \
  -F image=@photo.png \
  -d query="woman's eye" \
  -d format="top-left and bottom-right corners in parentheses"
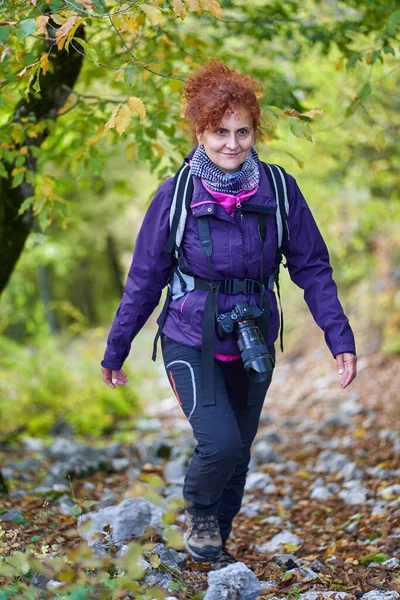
top-left (238, 129), bottom-right (249, 136)
top-left (216, 129), bottom-right (226, 135)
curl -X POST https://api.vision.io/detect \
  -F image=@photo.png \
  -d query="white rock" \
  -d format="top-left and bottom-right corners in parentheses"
top-left (360, 592), bottom-right (400, 600)
top-left (315, 450), bottom-right (349, 474)
top-left (378, 484), bottom-right (400, 498)
top-left (310, 486), bottom-right (332, 501)
top-left (254, 530), bottom-right (303, 553)
top-left (382, 557), bottom-right (399, 569)
top-left (79, 497), bottom-right (156, 548)
top-left (299, 592), bottom-right (351, 600)
top-left (205, 562), bottom-right (261, 600)
top-left (244, 472), bottom-right (275, 493)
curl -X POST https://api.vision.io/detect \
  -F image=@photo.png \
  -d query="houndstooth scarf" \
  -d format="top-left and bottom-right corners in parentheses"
top-left (190, 145), bottom-right (260, 194)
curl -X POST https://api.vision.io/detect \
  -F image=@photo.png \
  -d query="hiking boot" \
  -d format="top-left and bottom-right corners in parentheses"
top-left (209, 547), bottom-right (238, 570)
top-left (184, 511), bottom-right (222, 562)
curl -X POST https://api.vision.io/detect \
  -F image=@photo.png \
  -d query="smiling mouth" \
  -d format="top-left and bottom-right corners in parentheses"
top-left (222, 153), bottom-right (240, 156)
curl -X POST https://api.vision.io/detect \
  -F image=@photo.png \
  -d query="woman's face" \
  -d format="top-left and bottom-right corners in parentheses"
top-left (196, 106), bottom-right (255, 173)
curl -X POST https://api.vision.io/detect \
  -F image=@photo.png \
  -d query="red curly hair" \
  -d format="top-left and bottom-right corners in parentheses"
top-left (182, 60), bottom-right (263, 141)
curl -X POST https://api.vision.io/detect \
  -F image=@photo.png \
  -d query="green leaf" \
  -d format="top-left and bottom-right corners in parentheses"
top-left (0, 161), bottom-right (7, 178)
top-left (288, 117), bottom-right (313, 142)
top-left (359, 83), bottom-right (371, 102)
top-left (17, 19), bottom-right (38, 41)
top-left (163, 526), bottom-right (184, 550)
top-left (387, 10), bottom-right (400, 36)
top-left (360, 553), bottom-right (391, 565)
top-left (0, 25), bottom-right (9, 43)
top-left (383, 46), bottom-right (395, 56)
top-left (74, 38), bottom-right (99, 66)
top-left (71, 504), bottom-right (83, 515)
top-left (11, 170), bottom-right (25, 188)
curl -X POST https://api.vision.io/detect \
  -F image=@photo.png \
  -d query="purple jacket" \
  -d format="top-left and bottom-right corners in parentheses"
top-left (101, 153), bottom-right (356, 370)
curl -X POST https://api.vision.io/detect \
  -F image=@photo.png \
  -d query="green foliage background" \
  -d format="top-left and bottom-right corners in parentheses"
top-left (0, 0), bottom-right (399, 438)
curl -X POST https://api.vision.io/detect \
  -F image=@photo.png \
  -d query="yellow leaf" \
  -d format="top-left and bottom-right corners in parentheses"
top-left (186, 0), bottom-right (202, 14)
top-left (36, 15), bottom-right (49, 37)
top-left (149, 552), bottom-right (161, 568)
top-left (56, 16), bottom-right (81, 51)
top-left (50, 13), bottom-right (67, 26)
top-left (295, 469), bottom-right (312, 479)
top-left (152, 143), bottom-right (164, 157)
top-left (163, 526), bottom-right (184, 550)
top-left (65, 18), bottom-right (85, 52)
top-left (353, 428), bottom-right (366, 439)
top-left (140, 4), bottom-right (165, 26)
top-left (17, 62), bottom-right (39, 78)
top-left (172, 0), bottom-right (186, 19)
top-left (112, 104), bottom-right (132, 135)
top-left (374, 130), bottom-right (386, 152)
top-left (169, 78), bottom-right (182, 93)
top-left (40, 53), bottom-right (50, 75)
top-left (125, 143), bottom-right (136, 162)
top-left (301, 108), bottom-right (325, 118)
top-left (128, 96), bottom-right (146, 122)
top-left (200, 0), bottom-right (222, 18)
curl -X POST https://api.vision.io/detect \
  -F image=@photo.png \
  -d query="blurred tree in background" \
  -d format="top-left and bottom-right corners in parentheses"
top-left (0, 0), bottom-right (399, 437)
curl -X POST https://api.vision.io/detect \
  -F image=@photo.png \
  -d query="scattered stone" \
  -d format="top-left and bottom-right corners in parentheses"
top-left (110, 458), bottom-right (130, 472)
top-left (244, 472), bottom-right (274, 493)
top-left (22, 436), bottom-right (46, 452)
top-left (240, 501), bottom-right (263, 517)
top-left (260, 515), bottom-right (283, 526)
top-left (46, 580), bottom-right (65, 589)
top-left (204, 562), bottom-right (261, 600)
top-left (299, 592), bottom-right (351, 599)
top-left (0, 509), bottom-right (23, 521)
top-left (164, 484), bottom-right (184, 502)
top-left (315, 450), bottom-right (349, 474)
top-left (272, 553), bottom-right (301, 570)
top-left (378, 484), bottom-right (400, 499)
top-left (83, 481), bottom-right (96, 492)
top-left (360, 592), bottom-right (400, 600)
top-left (287, 566), bottom-right (318, 580)
top-left (104, 442), bottom-right (123, 458)
top-left (310, 486), bottom-right (332, 501)
top-left (254, 531), bottom-right (303, 553)
top-left (79, 498), bottom-right (154, 549)
top-left (142, 569), bottom-right (173, 591)
top-left (145, 543), bottom-right (187, 569)
top-left (252, 441), bottom-right (283, 464)
top-left (164, 456), bottom-right (187, 485)
top-left (308, 559), bottom-right (324, 572)
top-left (321, 414), bottom-right (351, 429)
top-left (135, 418), bottom-right (162, 432)
top-left (339, 481), bottom-right (369, 504)
top-left (382, 557), bottom-right (399, 569)
top-left (339, 462), bottom-right (363, 481)
top-left (370, 501), bottom-right (388, 517)
top-left (98, 488), bottom-right (118, 509)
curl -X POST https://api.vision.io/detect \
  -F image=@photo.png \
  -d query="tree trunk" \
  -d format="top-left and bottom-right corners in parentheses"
top-left (0, 21), bottom-right (85, 493)
top-left (0, 22), bottom-right (84, 297)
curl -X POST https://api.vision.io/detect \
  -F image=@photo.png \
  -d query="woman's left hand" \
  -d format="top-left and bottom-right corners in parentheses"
top-left (336, 352), bottom-right (357, 388)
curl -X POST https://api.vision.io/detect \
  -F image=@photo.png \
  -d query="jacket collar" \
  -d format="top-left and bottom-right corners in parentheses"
top-left (184, 146), bottom-right (276, 220)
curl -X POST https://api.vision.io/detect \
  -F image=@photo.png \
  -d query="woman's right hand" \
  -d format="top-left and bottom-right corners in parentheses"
top-left (101, 367), bottom-right (127, 389)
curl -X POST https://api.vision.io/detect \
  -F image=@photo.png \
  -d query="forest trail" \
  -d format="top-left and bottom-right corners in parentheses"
top-left (1, 343), bottom-right (399, 599)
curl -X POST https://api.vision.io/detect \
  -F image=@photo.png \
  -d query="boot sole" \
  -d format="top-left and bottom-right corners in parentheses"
top-left (183, 532), bottom-right (222, 563)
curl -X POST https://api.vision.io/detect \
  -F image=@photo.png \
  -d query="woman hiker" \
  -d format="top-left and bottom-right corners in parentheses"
top-left (101, 60), bottom-right (357, 568)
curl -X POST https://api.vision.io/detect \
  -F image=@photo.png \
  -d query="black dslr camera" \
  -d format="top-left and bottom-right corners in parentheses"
top-left (217, 301), bottom-right (275, 382)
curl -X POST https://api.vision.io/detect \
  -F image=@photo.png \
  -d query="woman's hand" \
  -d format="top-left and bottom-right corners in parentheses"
top-left (335, 353), bottom-right (357, 389)
top-left (101, 368), bottom-right (127, 389)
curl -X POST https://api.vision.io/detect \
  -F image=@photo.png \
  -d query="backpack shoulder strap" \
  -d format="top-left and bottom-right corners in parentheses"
top-left (262, 162), bottom-right (293, 252)
top-left (164, 162), bottom-right (193, 256)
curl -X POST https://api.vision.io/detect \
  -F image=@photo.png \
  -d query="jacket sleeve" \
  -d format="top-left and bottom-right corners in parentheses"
top-left (282, 174), bottom-right (356, 358)
top-left (101, 177), bottom-right (175, 370)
